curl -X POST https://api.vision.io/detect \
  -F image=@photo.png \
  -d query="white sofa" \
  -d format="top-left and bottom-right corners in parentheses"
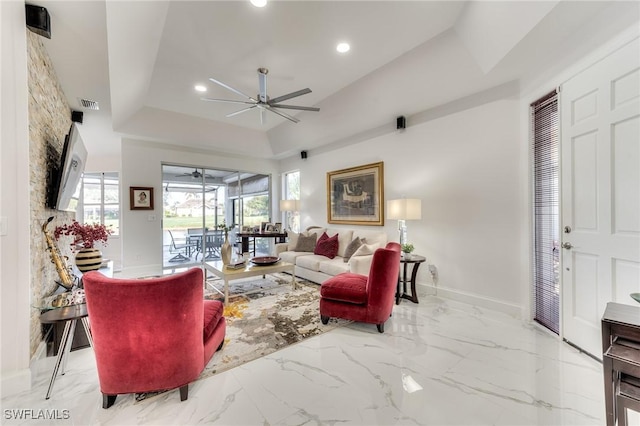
top-left (275, 227), bottom-right (388, 284)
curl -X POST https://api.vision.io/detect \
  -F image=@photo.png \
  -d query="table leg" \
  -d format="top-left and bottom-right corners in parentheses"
top-left (46, 319), bottom-right (73, 399)
top-left (291, 272), bottom-right (297, 290)
top-left (409, 263), bottom-right (421, 303)
top-left (224, 279), bottom-right (229, 305)
top-left (81, 317), bottom-right (94, 349)
top-left (61, 319), bottom-right (76, 375)
top-left (396, 274), bottom-right (401, 305)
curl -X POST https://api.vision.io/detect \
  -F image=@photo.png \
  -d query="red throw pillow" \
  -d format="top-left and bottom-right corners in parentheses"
top-left (314, 232), bottom-right (339, 259)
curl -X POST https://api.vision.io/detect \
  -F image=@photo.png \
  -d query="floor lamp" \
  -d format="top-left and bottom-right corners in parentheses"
top-left (387, 198), bottom-right (422, 246)
top-left (280, 199), bottom-right (300, 232)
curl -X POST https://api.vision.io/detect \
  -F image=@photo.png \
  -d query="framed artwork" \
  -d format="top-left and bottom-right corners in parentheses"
top-left (327, 161), bottom-right (384, 225)
top-left (130, 186), bottom-right (154, 210)
top-left (274, 222), bottom-right (282, 233)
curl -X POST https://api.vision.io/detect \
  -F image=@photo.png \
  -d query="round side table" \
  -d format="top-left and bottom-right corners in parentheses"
top-left (396, 254), bottom-right (426, 304)
top-left (40, 303), bottom-right (93, 399)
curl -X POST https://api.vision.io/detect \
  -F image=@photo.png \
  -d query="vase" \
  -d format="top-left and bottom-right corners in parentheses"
top-left (221, 232), bottom-right (232, 265)
top-left (75, 248), bottom-right (103, 272)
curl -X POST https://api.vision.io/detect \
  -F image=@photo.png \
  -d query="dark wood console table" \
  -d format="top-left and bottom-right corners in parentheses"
top-left (236, 231), bottom-right (287, 255)
top-left (602, 302), bottom-right (640, 425)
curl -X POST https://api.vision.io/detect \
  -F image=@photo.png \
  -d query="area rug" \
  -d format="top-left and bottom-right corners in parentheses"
top-left (136, 274), bottom-right (348, 402)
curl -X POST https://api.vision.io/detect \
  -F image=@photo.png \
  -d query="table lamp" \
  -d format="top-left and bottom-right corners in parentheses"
top-left (280, 199), bottom-right (300, 232)
top-left (387, 198), bottom-right (422, 246)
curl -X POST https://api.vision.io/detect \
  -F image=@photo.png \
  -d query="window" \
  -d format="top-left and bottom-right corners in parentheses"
top-left (531, 90), bottom-right (559, 334)
top-left (78, 172), bottom-right (120, 235)
top-left (283, 170), bottom-right (300, 232)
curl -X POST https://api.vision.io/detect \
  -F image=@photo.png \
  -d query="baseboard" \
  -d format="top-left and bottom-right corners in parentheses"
top-left (420, 282), bottom-right (523, 319)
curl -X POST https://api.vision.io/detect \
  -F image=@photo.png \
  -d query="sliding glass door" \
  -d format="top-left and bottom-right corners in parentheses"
top-left (161, 165), bottom-right (271, 269)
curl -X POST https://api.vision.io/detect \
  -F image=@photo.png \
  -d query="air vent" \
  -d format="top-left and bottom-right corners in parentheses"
top-left (79, 99), bottom-right (100, 110)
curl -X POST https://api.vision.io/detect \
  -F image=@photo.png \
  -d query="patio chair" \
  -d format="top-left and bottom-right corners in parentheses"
top-left (168, 230), bottom-right (197, 262)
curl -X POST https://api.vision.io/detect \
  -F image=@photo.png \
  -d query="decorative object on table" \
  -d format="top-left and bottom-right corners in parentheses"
top-left (54, 220), bottom-right (113, 272)
top-left (42, 289), bottom-right (86, 309)
top-left (42, 216), bottom-right (76, 290)
top-left (327, 162), bottom-right (384, 226)
top-left (129, 186), bottom-right (154, 210)
top-left (387, 198), bottom-right (422, 246)
top-left (217, 222), bottom-right (234, 265)
top-left (401, 243), bottom-right (415, 260)
top-left (250, 256), bottom-right (281, 266)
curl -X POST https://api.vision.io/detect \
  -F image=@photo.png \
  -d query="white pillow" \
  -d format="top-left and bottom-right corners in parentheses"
top-left (287, 231), bottom-right (299, 249)
top-left (351, 242), bottom-right (380, 258)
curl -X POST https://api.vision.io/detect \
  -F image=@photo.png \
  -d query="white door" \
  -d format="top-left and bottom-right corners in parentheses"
top-left (561, 37), bottom-right (640, 358)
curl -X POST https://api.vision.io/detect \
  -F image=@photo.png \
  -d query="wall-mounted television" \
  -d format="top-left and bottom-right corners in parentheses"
top-left (46, 123), bottom-right (87, 211)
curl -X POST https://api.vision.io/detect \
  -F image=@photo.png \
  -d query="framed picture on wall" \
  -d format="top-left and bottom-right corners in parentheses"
top-left (130, 186), bottom-right (154, 210)
top-left (327, 161), bottom-right (384, 226)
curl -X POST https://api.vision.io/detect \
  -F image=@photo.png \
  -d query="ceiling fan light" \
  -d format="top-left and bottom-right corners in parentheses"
top-left (336, 42), bottom-right (350, 53)
top-left (194, 84), bottom-right (207, 92)
top-left (250, 0), bottom-right (267, 7)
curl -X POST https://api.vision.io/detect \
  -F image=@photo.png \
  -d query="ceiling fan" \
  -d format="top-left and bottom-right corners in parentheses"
top-left (201, 67), bottom-right (320, 124)
top-left (175, 169), bottom-right (214, 179)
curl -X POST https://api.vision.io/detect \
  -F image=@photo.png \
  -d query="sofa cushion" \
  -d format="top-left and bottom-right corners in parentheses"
top-left (280, 250), bottom-right (313, 265)
top-left (203, 300), bottom-right (224, 341)
top-left (319, 258), bottom-right (350, 276)
top-left (296, 254), bottom-right (330, 272)
top-left (321, 273), bottom-right (368, 304)
top-left (353, 230), bottom-right (387, 247)
top-left (293, 232), bottom-right (317, 252)
top-left (351, 242), bottom-right (380, 258)
top-left (314, 232), bottom-right (339, 258)
top-left (343, 237), bottom-right (364, 262)
top-left (325, 228), bottom-right (354, 257)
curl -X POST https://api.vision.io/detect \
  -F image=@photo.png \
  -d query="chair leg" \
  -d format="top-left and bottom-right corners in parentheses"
top-left (179, 385), bottom-right (189, 401)
top-left (376, 323), bottom-right (385, 333)
top-left (102, 394), bottom-right (117, 409)
top-left (321, 315), bottom-right (329, 325)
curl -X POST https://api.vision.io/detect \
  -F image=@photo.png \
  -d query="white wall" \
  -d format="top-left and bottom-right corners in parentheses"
top-left (120, 139), bottom-right (280, 277)
top-left (1, 1), bottom-right (33, 395)
top-left (281, 98), bottom-right (526, 316)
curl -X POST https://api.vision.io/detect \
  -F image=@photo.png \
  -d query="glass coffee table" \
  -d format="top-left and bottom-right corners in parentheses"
top-left (204, 258), bottom-right (296, 304)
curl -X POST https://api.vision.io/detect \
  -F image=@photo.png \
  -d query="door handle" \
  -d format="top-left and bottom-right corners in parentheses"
top-left (562, 242), bottom-right (573, 249)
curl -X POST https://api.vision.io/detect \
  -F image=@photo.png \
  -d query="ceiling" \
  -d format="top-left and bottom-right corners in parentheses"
top-left (37, 1), bottom-right (639, 160)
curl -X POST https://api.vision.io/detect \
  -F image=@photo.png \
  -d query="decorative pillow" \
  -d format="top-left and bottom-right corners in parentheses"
top-left (343, 237), bottom-right (364, 262)
top-left (287, 231), bottom-right (299, 249)
top-left (293, 232), bottom-right (317, 252)
top-left (351, 242), bottom-right (380, 258)
top-left (314, 232), bottom-right (340, 259)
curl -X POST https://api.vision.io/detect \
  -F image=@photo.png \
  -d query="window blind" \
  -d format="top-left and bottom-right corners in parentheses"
top-left (531, 90), bottom-right (560, 334)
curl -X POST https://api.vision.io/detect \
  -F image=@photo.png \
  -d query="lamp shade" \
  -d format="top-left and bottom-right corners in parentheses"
top-left (280, 199), bottom-right (300, 211)
top-left (387, 199), bottom-right (421, 220)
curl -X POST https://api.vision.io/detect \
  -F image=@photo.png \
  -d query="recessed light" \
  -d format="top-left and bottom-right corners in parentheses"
top-left (250, 0), bottom-right (267, 7)
top-left (194, 85), bottom-right (207, 92)
top-left (336, 42), bottom-right (350, 53)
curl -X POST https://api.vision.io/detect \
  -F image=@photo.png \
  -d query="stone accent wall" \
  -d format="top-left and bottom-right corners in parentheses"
top-left (27, 31), bottom-right (75, 357)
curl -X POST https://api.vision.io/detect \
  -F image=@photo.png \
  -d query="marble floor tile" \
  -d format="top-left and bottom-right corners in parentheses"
top-left (2, 295), bottom-right (628, 425)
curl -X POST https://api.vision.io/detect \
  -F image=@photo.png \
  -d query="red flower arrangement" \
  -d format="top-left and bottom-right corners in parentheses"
top-left (54, 221), bottom-right (113, 250)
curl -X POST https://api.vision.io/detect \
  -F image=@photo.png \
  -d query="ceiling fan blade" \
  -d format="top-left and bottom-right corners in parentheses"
top-left (208, 77), bottom-right (257, 102)
top-left (269, 88), bottom-right (312, 104)
top-left (265, 105), bottom-right (299, 123)
top-left (201, 97), bottom-right (256, 105)
top-left (260, 108), bottom-right (267, 125)
top-left (270, 104), bottom-right (320, 112)
top-left (226, 105), bottom-right (257, 118)
top-left (258, 71), bottom-right (267, 103)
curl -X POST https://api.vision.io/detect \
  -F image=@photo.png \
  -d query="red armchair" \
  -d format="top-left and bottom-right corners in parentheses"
top-left (320, 242), bottom-right (401, 333)
top-left (82, 267), bottom-right (225, 408)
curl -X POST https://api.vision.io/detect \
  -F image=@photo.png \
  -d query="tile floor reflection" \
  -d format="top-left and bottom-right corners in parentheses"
top-left (2, 293), bottom-right (625, 425)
